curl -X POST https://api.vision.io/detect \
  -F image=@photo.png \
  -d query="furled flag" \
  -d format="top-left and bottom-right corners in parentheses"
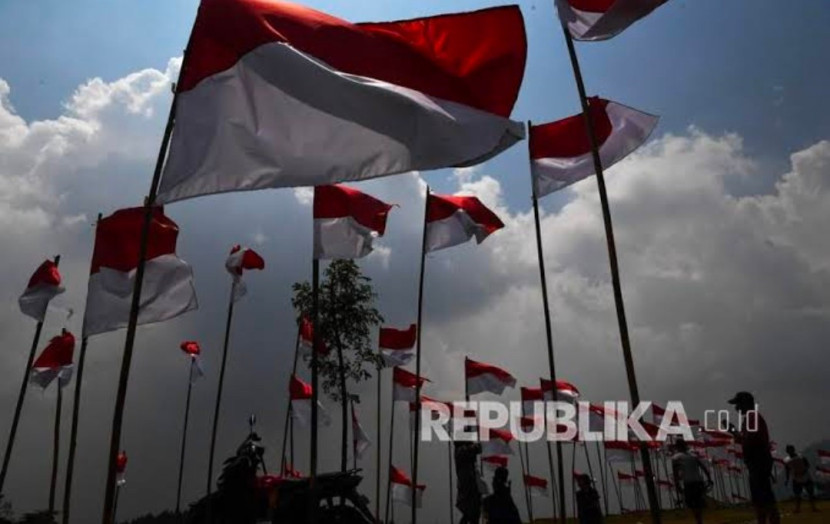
top-left (116, 450), bottom-right (128, 486)
top-left (541, 378), bottom-right (580, 404)
top-left (289, 375), bottom-right (330, 427)
top-left (30, 330), bottom-right (75, 389)
top-left (298, 317), bottom-right (328, 356)
top-left (180, 340), bottom-right (205, 382)
top-left (225, 245), bottom-right (265, 301)
top-left (465, 357), bottom-right (516, 396)
top-left (555, 0), bottom-right (669, 41)
top-left (425, 194), bottom-right (504, 253)
top-left (392, 367), bottom-right (428, 403)
top-left (480, 427), bottom-right (514, 456)
top-left (82, 207), bottom-right (197, 337)
top-left (390, 466), bottom-right (425, 507)
top-left (483, 455), bottom-right (509, 471)
top-left (157, 0), bottom-right (527, 204)
top-left (524, 474), bottom-right (549, 498)
top-left (521, 387), bottom-right (545, 416)
top-left (351, 405), bottom-right (371, 460)
top-left (529, 97), bottom-right (658, 198)
top-left (604, 440), bottom-right (638, 463)
top-left (379, 324), bottom-right (417, 367)
top-left (19, 259), bottom-right (65, 322)
top-left (313, 185), bottom-right (393, 260)
top-left (818, 450), bottom-right (830, 465)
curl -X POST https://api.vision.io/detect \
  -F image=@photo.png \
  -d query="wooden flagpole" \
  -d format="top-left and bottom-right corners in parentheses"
top-left (559, 24), bottom-right (662, 524)
top-left (175, 357), bottom-right (196, 514)
top-left (411, 184), bottom-right (429, 524)
top-left (48, 380), bottom-right (64, 515)
top-left (308, 257), bottom-right (320, 523)
top-left (0, 254), bottom-right (60, 495)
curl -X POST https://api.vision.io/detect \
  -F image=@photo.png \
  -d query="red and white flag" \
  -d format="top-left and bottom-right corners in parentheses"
top-left (351, 404), bottom-right (371, 460)
top-left (818, 450), bottom-right (830, 465)
top-left (180, 341), bottom-right (205, 382)
top-left (483, 455), bottom-right (509, 471)
top-left (617, 471), bottom-right (638, 483)
top-left (555, 0), bottom-right (669, 41)
top-left (82, 207), bottom-right (197, 337)
top-left (524, 474), bottom-right (549, 498)
top-left (30, 331), bottom-right (75, 389)
top-left (529, 97), bottom-right (658, 197)
top-left (225, 245), bottom-right (265, 301)
top-left (298, 317), bottom-right (328, 356)
top-left (392, 367), bottom-right (428, 403)
top-left (521, 387), bottom-right (544, 416)
top-left (425, 194), bottom-right (504, 253)
top-left (541, 379), bottom-right (580, 404)
top-left (19, 260), bottom-right (65, 322)
top-left (379, 324), bottom-right (416, 367)
top-left (116, 450), bottom-right (128, 486)
top-left (289, 375), bottom-right (330, 427)
top-left (604, 440), bottom-right (638, 463)
top-left (313, 185), bottom-right (393, 260)
top-left (480, 427), bottom-right (514, 456)
top-left (157, 0), bottom-right (527, 204)
top-left (465, 357), bottom-right (516, 396)
top-left (390, 466), bottom-right (425, 507)
top-left (816, 466), bottom-right (830, 480)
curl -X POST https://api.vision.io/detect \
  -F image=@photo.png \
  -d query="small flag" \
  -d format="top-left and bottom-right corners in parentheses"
top-left (520, 386), bottom-right (544, 416)
top-left (82, 207), bottom-right (197, 337)
top-left (225, 245), bottom-right (265, 301)
top-left (313, 185), bottom-right (393, 260)
top-left (379, 324), bottom-right (417, 367)
top-left (289, 375), bottom-right (330, 427)
top-left (555, 0), bottom-right (669, 41)
top-left (116, 450), bottom-right (128, 486)
top-left (180, 341), bottom-right (204, 382)
top-left (18, 259), bottom-right (65, 322)
top-left (816, 466), bottom-right (830, 479)
top-left (392, 367), bottom-right (428, 403)
top-left (617, 471), bottom-right (638, 483)
top-left (298, 317), bottom-right (329, 356)
top-left (483, 455), bottom-right (509, 471)
top-left (657, 480), bottom-right (674, 489)
top-left (30, 331), bottom-right (76, 389)
top-left (352, 405), bottom-right (371, 460)
top-left (425, 194), bottom-right (504, 253)
top-left (390, 466), bottom-right (425, 507)
top-left (480, 427), bottom-right (514, 456)
top-left (818, 450), bottom-right (830, 465)
top-left (541, 379), bottom-right (580, 404)
top-left (524, 474), bottom-right (549, 498)
top-left (465, 357), bottom-right (516, 396)
top-left (604, 440), bottom-right (638, 463)
top-left (529, 97), bottom-right (658, 197)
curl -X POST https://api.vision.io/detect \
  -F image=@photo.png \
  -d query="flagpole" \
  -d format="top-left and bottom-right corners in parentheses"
top-left (447, 440), bottom-right (454, 524)
top-left (518, 440), bottom-right (534, 523)
top-left (351, 399), bottom-right (358, 471)
top-left (594, 441), bottom-right (610, 516)
top-left (570, 443), bottom-right (577, 518)
top-left (48, 382), bottom-right (64, 515)
top-left (280, 328), bottom-right (302, 473)
top-left (411, 183), bottom-right (429, 524)
top-left (175, 357), bottom-right (196, 514)
top-left (559, 25), bottom-right (662, 524)
top-left (308, 257), bottom-right (320, 523)
top-left (62, 335), bottom-right (88, 524)
top-left (0, 254), bottom-right (60, 495)
top-left (383, 378), bottom-right (396, 524)
top-left (329, 280), bottom-right (349, 473)
top-left (526, 121), bottom-right (567, 524)
top-left (375, 367), bottom-right (382, 522)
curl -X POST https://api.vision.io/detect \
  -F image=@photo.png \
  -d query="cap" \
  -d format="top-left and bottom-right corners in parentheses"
top-left (728, 391), bottom-right (755, 406)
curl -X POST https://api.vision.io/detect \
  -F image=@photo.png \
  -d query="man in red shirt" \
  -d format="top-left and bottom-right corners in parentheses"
top-left (728, 391), bottom-right (780, 524)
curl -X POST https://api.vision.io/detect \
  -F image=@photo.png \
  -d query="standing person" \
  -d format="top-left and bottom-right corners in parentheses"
top-left (482, 466), bottom-right (522, 524)
top-left (671, 438), bottom-right (713, 524)
top-left (728, 391), bottom-right (781, 524)
top-left (575, 473), bottom-right (604, 524)
top-left (455, 440), bottom-right (482, 524)
top-left (784, 444), bottom-right (819, 513)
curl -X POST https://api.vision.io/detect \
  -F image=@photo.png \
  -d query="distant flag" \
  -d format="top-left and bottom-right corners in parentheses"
top-left (483, 455), bottom-right (509, 471)
top-left (651, 404), bottom-right (666, 425)
top-left (555, 0), bottom-right (669, 41)
top-left (313, 185), bottom-right (393, 260)
top-left (541, 378), bottom-right (580, 404)
top-left (157, 0), bottom-right (527, 204)
top-left (521, 387), bottom-right (544, 416)
top-left (588, 403), bottom-right (622, 433)
top-left (529, 97), bottom-right (658, 197)
top-left (82, 207), bottom-right (197, 337)
top-left (701, 429), bottom-right (733, 444)
top-left (816, 466), bottom-right (830, 479)
top-left (604, 440), bottom-right (638, 463)
top-left (225, 245), bottom-right (265, 301)
top-left (818, 450), bottom-right (830, 465)
top-left (480, 427), bottom-right (514, 456)
top-left (409, 396), bottom-right (451, 426)
top-left (392, 367), bottom-right (429, 403)
top-left (390, 466), bottom-right (425, 507)
top-left (617, 471), bottom-right (637, 483)
top-left (465, 358), bottom-right (516, 396)
top-left (282, 464), bottom-right (303, 479)
top-left (524, 474), bottom-right (549, 498)
top-left (289, 375), bottom-right (330, 427)
top-left (298, 317), bottom-right (328, 356)
top-left (379, 324), bottom-right (417, 367)
top-left (116, 450), bottom-right (128, 486)
top-left (179, 341), bottom-right (205, 382)
top-left (30, 331), bottom-right (76, 389)
top-left (18, 259), bottom-right (64, 322)
top-left (425, 194), bottom-right (504, 253)
top-left (351, 405), bottom-right (371, 460)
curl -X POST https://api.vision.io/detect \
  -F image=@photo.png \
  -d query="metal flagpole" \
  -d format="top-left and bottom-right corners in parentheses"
top-left (0, 254), bottom-right (60, 495)
top-left (49, 380), bottom-right (64, 515)
top-left (351, 398), bottom-right (358, 471)
top-left (383, 377), bottom-right (396, 524)
top-left (411, 184), bottom-right (430, 524)
top-left (280, 328), bottom-right (302, 473)
top-left (447, 440), bottom-right (454, 524)
top-left (308, 257), bottom-right (321, 523)
top-left (175, 357), bottom-right (196, 513)
top-left (558, 22), bottom-right (662, 524)
top-left (594, 441), bottom-right (610, 516)
top-left (329, 279), bottom-right (349, 473)
top-left (519, 440), bottom-right (534, 523)
top-left (375, 366), bottom-right (382, 522)
top-left (570, 443), bottom-right (577, 519)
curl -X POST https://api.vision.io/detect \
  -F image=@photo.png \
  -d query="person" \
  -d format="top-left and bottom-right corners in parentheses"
top-left (482, 466), bottom-right (522, 524)
top-left (455, 440), bottom-right (482, 524)
top-left (784, 444), bottom-right (819, 513)
top-left (671, 437), bottom-right (713, 524)
top-left (575, 473), bottom-right (604, 524)
top-left (728, 391), bottom-right (780, 524)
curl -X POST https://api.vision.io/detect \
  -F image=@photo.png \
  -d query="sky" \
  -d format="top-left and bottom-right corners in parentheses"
top-left (1, 0), bottom-right (830, 522)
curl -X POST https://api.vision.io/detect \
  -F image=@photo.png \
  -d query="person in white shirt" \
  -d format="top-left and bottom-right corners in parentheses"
top-left (784, 445), bottom-right (819, 513)
top-left (672, 437), bottom-right (713, 524)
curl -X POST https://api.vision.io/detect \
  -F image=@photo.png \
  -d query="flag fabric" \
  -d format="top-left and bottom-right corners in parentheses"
top-left (157, 0), bottom-right (527, 204)
top-left (351, 405), bottom-right (371, 460)
top-left (298, 317), bottom-right (328, 356)
top-left (816, 466), bottom-right (830, 479)
top-left (425, 194), bottom-right (504, 252)
top-left (18, 259), bottom-right (65, 322)
top-left (30, 331), bottom-right (76, 389)
top-left (180, 341), bottom-right (205, 382)
top-left (818, 450), bottom-right (830, 465)
top-left (116, 450), bottom-right (128, 486)
top-left (541, 379), bottom-right (580, 404)
top-left (521, 387), bottom-right (544, 416)
top-left (225, 245), bottom-right (265, 301)
top-left (408, 395), bottom-right (451, 426)
top-left (465, 357), bottom-right (516, 396)
top-left (82, 207), bottom-right (197, 337)
top-left (480, 427), bottom-right (514, 456)
top-left (617, 471), bottom-right (638, 483)
top-left (483, 455), bottom-right (509, 471)
top-left (529, 97), bottom-right (658, 197)
top-left (555, 0), bottom-right (669, 41)
top-left (604, 440), bottom-right (638, 463)
top-left (524, 474), bottom-right (549, 497)
top-left (392, 367), bottom-right (428, 402)
top-left (390, 466), bottom-right (425, 507)
top-left (289, 375), bottom-right (330, 427)
top-left (313, 185), bottom-right (393, 260)
top-left (379, 324), bottom-right (417, 367)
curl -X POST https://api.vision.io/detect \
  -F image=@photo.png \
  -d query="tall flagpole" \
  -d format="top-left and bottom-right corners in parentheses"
top-left (329, 280), bottom-right (349, 473)
top-left (527, 121), bottom-right (567, 524)
top-left (280, 328), bottom-right (302, 473)
top-left (375, 366), bottom-right (382, 522)
top-left (594, 441), bottom-right (610, 516)
top-left (447, 440), bottom-right (454, 524)
top-left (176, 357), bottom-right (196, 514)
top-left (308, 257), bottom-right (320, 523)
top-left (518, 440), bottom-right (534, 523)
top-left (48, 382), bottom-right (64, 515)
top-left (0, 254), bottom-right (60, 495)
top-left (559, 24), bottom-right (662, 524)
top-left (383, 378), bottom-right (397, 524)
top-left (411, 184), bottom-right (429, 524)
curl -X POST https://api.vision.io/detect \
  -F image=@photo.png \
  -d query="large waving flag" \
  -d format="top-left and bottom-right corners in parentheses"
top-left (390, 466), bottom-right (425, 507)
top-left (425, 194), bottom-right (504, 252)
top-left (313, 185), bottom-right (393, 260)
top-left (30, 331), bottom-right (76, 389)
top-left (157, 0), bottom-right (527, 203)
top-left (19, 260), bottom-right (65, 322)
top-left (82, 207), bottom-right (197, 337)
top-left (392, 367), bottom-right (428, 402)
top-left (556, 0), bottom-right (669, 41)
top-left (351, 405), bottom-right (371, 460)
top-left (465, 358), bottom-right (516, 396)
top-left (529, 97), bottom-right (657, 197)
top-left (379, 324), bottom-right (417, 367)
top-left (524, 474), bottom-right (549, 498)
top-left (225, 245), bottom-right (265, 301)
top-left (289, 375), bottom-right (330, 427)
